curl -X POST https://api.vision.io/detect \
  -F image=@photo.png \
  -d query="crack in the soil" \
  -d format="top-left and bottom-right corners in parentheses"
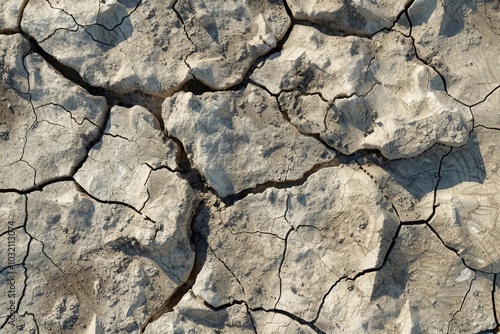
top-left (403, 4), bottom-right (481, 110)
top-left (18, 29), bottom-right (167, 119)
top-left (30, 236), bottom-right (66, 274)
top-left (246, 304), bottom-right (259, 334)
top-left (43, 0), bottom-right (143, 46)
top-left (0, 0), bottom-right (30, 35)
top-left (476, 124), bottom-right (500, 131)
top-left (0, 176), bottom-right (74, 194)
top-left (251, 306), bottom-right (326, 334)
top-left (209, 245), bottom-right (246, 295)
top-left (220, 156), bottom-right (341, 206)
top-left (469, 85), bottom-right (500, 108)
top-left (5, 1), bottom-right (498, 332)
top-left (140, 200), bottom-right (209, 332)
top-left (72, 179), bottom-right (157, 227)
top-left (423, 146), bottom-right (499, 274)
top-left (447, 272), bottom-right (475, 334)
top-left (275, 223), bottom-right (293, 309)
top-left (281, 0), bottom-right (379, 40)
top-left (312, 219), bottom-right (407, 326)
top-left (493, 274), bottom-right (499, 331)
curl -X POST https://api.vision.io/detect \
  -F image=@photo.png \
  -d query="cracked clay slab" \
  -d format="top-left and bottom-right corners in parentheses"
top-left (74, 104), bottom-right (178, 210)
top-left (192, 164), bottom-right (399, 321)
top-left (21, 0), bottom-right (194, 96)
top-left (176, 0), bottom-right (291, 89)
top-left (0, 34), bottom-right (107, 190)
top-left (252, 26), bottom-right (473, 159)
top-left (286, 0), bottom-right (408, 35)
top-left (11, 179), bottom-right (197, 333)
top-left (408, 0), bottom-right (500, 105)
top-left (430, 127), bottom-right (500, 272)
top-left (163, 84), bottom-right (335, 197)
top-left (2, 0), bottom-right (500, 332)
top-left (316, 224), bottom-right (497, 333)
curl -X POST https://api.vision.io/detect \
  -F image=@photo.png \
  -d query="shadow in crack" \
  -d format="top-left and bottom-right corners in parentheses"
top-left (190, 201), bottom-right (211, 273)
top-left (153, 201), bottom-right (211, 315)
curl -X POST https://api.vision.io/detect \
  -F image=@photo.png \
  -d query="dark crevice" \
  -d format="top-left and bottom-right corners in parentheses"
top-left (176, 79), bottom-right (214, 96)
top-left (173, 0), bottom-right (296, 97)
top-left (404, 5), bottom-right (475, 109)
top-left (167, 135), bottom-right (212, 194)
top-left (16, 0), bottom-right (30, 30)
top-left (254, 72), bottom-right (450, 167)
top-left (203, 297), bottom-right (325, 333)
top-left (30, 237), bottom-right (65, 274)
top-left (102, 131), bottom-right (134, 143)
top-left (69, 107), bottom-right (110, 177)
top-left (281, 1), bottom-right (375, 39)
top-left (25, 312), bottom-right (40, 334)
top-left (172, 0), bottom-right (207, 92)
top-left (0, 225), bottom-right (24, 240)
top-left (72, 179), bottom-right (156, 226)
top-left (228, 228), bottom-right (284, 240)
top-left (251, 307), bottom-right (325, 334)
top-left (38, 26), bottom-right (79, 44)
top-left (143, 162), bottom-right (176, 175)
top-left (0, 263), bottom-right (29, 329)
top-left (408, 35), bottom-right (450, 95)
top-left (493, 274), bottom-right (499, 331)
top-left (246, 304), bottom-right (259, 334)
top-left (219, 139), bottom-right (438, 207)
top-left (254, 82), bottom-right (343, 154)
top-left (33, 102), bottom-right (101, 128)
top-left (203, 299), bottom-right (246, 312)
top-left (425, 220), bottom-right (496, 275)
top-left (0, 176), bottom-right (74, 195)
top-left (140, 200), bottom-right (209, 332)
top-left (374, 0), bottom-right (417, 37)
top-left (220, 156), bottom-right (341, 206)
top-left (172, 0), bottom-right (195, 48)
top-left (475, 125), bottom-right (500, 131)
top-left (0, 28), bottom-right (20, 35)
top-left (21, 32), bottom-right (98, 93)
top-left (422, 145), bottom-right (454, 220)
top-left (19, 30), bottom-right (166, 124)
top-left (44, 0), bottom-right (143, 44)
top-left (210, 246), bottom-right (246, 294)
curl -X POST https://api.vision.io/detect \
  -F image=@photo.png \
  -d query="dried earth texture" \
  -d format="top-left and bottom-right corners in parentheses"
top-left (0, 0), bottom-right (499, 333)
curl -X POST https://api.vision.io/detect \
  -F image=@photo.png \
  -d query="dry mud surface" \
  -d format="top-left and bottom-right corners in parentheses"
top-left (1, 0), bottom-right (499, 333)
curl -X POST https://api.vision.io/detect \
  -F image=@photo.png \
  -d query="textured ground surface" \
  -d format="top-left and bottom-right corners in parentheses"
top-left (1, 0), bottom-right (499, 333)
